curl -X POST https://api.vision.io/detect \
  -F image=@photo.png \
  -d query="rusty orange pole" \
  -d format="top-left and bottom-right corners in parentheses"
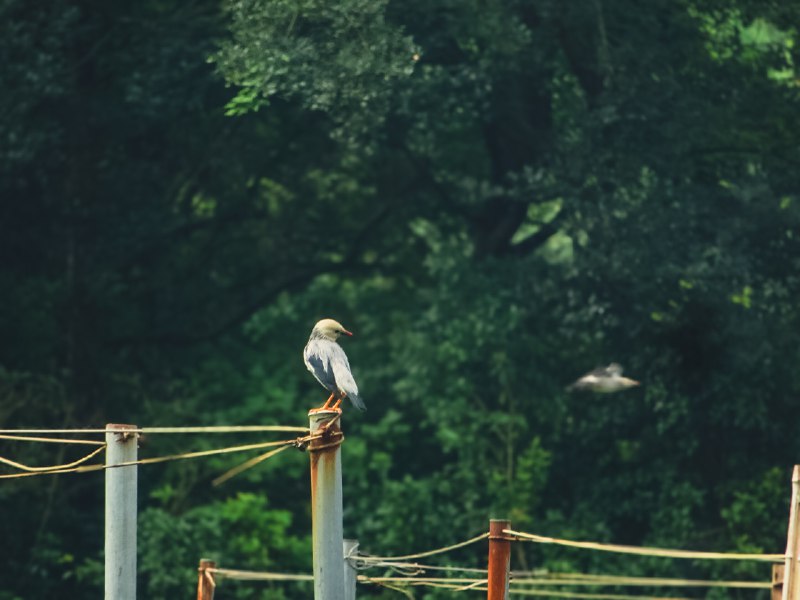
top-left (309, 410), bottom-right (345, 600)
top-left (196, 559), bottom-right (216, 600)
top-left (487, 519), bottom-right (511, 600)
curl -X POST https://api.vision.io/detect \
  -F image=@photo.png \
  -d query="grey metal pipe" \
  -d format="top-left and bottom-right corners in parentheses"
top-left (309, 410), bottom-right (345, 600)
top-left (105, 423), bottom-right (138, 600)
top-left (343, 539), bottom-right (358, 600)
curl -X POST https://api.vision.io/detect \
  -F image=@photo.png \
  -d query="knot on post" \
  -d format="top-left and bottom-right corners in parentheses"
top-left (307, 410), bottom-right (345, 453)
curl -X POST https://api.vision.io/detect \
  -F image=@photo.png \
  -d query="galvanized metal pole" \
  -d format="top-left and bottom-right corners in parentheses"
top-left (487, 519), bottom-right (511, 600)
top-left (105, 423), bottom-right (138, 600)
top-left (343, 539), bottom-right (358, 600)
top-left (783, 466), bottom-right (800, 600)
top-left (197, 558), bottom-right (217, 600)
top-left (309, 410), bottom-right (345, 600)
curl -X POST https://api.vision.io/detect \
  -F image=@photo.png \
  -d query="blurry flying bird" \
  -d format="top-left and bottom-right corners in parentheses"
top-left (567, 363), bottom-right (641, 393)
top-left (303, 318), bottom-right (366, 412)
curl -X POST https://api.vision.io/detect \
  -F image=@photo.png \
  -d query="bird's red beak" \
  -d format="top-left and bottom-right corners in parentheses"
top-left (341, 329), bottom-right (353, 337)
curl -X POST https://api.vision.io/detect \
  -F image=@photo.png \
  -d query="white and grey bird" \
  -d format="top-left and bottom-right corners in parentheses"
top-left (567, 363), bottom-right (641, 393)
top-left (303, 318), bottom-right (365, 412)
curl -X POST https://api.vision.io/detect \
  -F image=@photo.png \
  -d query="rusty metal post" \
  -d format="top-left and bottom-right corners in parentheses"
top-left (197, 559), bottom-right (216, 600)
top-left (343, 539), bottom-right (358, 600)
top-left (487, 519), bottom-right (511, 600)
top-left (783, 466), bottom-right (800, 600)
top-left (309, 410), bottom-right (345, 600)
top-left (105, 423), bottom-right (138, 600)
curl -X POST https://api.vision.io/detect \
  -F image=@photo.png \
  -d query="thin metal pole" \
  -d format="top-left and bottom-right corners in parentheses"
top-left (309, 410), bottom-right (345, 600)
top-left (343, 539), bottom-right (358, 600)
top-left (487, 519), bottom-right (511, 600)
top-left (105, 423), bottom-right (138, 600)
top-left (197, 559), bottom-right (217, 600)
top-left (783, 466), bottom-right (800, 600)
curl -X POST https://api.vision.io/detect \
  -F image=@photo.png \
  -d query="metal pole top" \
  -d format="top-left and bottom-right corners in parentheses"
top-left (489, 519), bottom-right (512, 540)
top-left (307, 411), bottom-right (344, 453)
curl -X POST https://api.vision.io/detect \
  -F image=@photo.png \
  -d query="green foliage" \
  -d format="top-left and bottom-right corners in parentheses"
top-left (138, 492), bottom-right (309, 598)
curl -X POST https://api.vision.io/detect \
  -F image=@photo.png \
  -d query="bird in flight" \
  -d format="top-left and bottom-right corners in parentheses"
top-left (303, 318), bottom-right (366, 412)
top-left (567, 363), bottom-right (641, 393)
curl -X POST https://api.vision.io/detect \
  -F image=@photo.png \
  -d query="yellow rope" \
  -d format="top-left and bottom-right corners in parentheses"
top-left (505, 529), bottom-right (783, 562)
top-left (0, 434), bottom-right (105, 445)
top-left (355, 559), bottom-right (488, 574)
top-left (506, 589), bottom-right (692, 600)
top-left (361, 576), bottom-right (481, 583)
top-left (0, 425), bottom-right (308, 435)
top-left (359, 532), bottom-right (489, 562)
top-left (140, 426), bottom-right (309, 434)
top-left (358, 578), bottom-right (695, 600)
top-left (0, 433), bottom-right (318, 480)
top-left (510, 577), bottom-right (770, 589)
top-left (0, 444), bottom-right (106, 472)
top-left (200, 569), bottom-right (769, 594)
top-left (210, 568), bottom-right (313, 582)
top-left (212, 445), bottom-right (291, 486)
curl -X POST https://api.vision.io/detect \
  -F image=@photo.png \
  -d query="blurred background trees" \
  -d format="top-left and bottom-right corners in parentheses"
top-left (1, 0), bottom-right (799, 597)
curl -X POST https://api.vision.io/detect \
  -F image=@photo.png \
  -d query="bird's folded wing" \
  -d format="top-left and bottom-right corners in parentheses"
top-left (328, 344), bottom-right (360, 398)
top-left (303, 341), bottom-right (337, 390)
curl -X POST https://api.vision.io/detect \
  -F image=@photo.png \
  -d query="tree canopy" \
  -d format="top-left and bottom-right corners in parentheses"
top-left (1, 0), bottom-right (800, 597)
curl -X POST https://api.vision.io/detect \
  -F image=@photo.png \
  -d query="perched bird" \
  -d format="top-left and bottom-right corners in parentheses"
top-left (567, 363), bottom-right (641, 393)
top-left (303, 318), bottom-right (366, 412)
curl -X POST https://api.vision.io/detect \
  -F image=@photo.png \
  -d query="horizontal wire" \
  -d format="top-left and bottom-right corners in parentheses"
top-left (510, 577), bottom-right (770, 589)
top-left (361, 576), bottom-right (481, 583)
top-left (357, 532), bottom-right (489, 562)
top-left (210, 568), bottom-right (313, 582)
top-left (0, 433), bottom-right (319, 480)
top-left (0, 434), bottom-right (105, 445)
top-left (505, 529), bottom-right (783, 562)
top-left (141, 426), bottom-right (309, 434)
top-left (504, 587), bottom-right (691, 600)
top-left (200, 567), bottom-right (769, 593)
top-left (363, 578), bottom-right (697, 600)
top-left (0, 444), bottom-right (106, 472)
top-left (0, 425), bottom-right (308, 435)
top-left (355, 559), bottom-right (488, 574)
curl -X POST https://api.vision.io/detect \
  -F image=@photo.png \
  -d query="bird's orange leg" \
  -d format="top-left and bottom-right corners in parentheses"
top-left (331, 396), bottom-right (343, 411)
top-left (310, 393), bottom-right (336, 413)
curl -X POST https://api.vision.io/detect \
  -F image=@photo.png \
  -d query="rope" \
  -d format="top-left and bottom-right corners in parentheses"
top-left (506, 589), bottom-right (692, 600)
top-left (211, 445), bottom-right (291, 486)
top-left (505, 529), bottom-right (783, 562)
top-left (0, 425), bottom-right (308, 435)
top-left (510, 577), bottom-right (770, 589)
top-left (201, 568), bottom-right (768, 594)
top-left (357, 578), bottom-right (695, 600)
top-left (353, 559), bottom-right (488, 575)
top-left (210, 568), bottom-right (313, 582)
top-left (357, 532), bottom-right (489, 562)
top-left (0, 432), bottom-right (319, 480)
top-left (0, 434), bottom-right (105, 446)
top-left (362, 576), bottom-right (482, 584)
top-left (0, 444), bottom-right (106, 472)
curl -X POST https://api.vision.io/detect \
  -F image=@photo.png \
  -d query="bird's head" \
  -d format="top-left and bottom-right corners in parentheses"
top-left (311, 318), bottom-right (353, 341)
top-left (617, 376), bottom-right (641, 389)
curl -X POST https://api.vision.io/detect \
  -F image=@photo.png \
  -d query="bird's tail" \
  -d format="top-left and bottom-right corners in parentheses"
top-left (348, 394), bottom-right (366, 412)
